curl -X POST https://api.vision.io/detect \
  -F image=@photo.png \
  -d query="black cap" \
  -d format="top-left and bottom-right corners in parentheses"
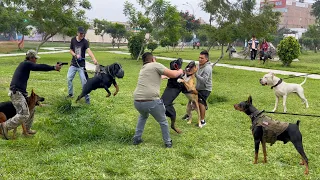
top-left (77, 27), bottom-right (85, 33)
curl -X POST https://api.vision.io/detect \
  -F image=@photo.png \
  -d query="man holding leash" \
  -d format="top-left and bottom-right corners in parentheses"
top-left (133, 52), bottom-right (183, 148)
top-left (183, 50), bottom-right (212, 126)
top-left (67, 26), bottom-right (98, 104)
top-left (0, 50), bottom-right (62, 139)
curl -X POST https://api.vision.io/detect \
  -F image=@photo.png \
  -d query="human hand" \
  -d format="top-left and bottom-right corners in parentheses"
top-left (93, 59), bottom-right (98, 65)
top-left (76, 54), bottom-right (81, 59)
top-left (55, 64), bottom-right (62, 71)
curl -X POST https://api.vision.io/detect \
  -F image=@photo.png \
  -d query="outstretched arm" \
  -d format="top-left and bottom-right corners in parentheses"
top-left (87, 48), bottom-right (98, 65)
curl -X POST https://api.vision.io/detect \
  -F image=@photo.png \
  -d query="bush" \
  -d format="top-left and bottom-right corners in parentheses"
top-left (160, 37), bottom-right (170, 47)
top-left (128, 33), bottom-right (145, 59)
top-left (147, 42), bottom-right (158, 53)
top-left (277, 36), bottom-right (300, 66)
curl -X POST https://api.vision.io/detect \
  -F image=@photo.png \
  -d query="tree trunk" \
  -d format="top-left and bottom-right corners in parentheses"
top-left (136, 42), bottom-right (145, 61)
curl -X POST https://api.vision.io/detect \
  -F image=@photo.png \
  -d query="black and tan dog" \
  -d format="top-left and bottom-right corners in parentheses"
top-left (259, 50), bottom-right (272, 64)
top-left (161, 58), bottom-right (186, 133)
top-left (76, 63), bottom-right (124, 102)
top-left (177, 61), bottom-right (204, 128)
top-left (0, 89), bottom-right (44, 139)
top-left (234, 96), bottom-right (309, 175)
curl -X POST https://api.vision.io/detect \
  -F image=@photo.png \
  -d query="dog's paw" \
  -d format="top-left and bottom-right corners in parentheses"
top-left (106, 93), bottom-right (111, 98)
top-left (177, 79), bottom-right (184, 83)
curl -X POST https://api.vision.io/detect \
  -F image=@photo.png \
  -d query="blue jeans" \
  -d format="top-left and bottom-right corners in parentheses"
top-left (133, 99), bottom-right (172, 145)
top-left (67, 66), bottom-right (90, 103)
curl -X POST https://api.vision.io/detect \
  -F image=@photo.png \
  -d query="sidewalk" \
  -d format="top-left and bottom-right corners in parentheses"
top-left (1, 50), bottom-right (320, 79)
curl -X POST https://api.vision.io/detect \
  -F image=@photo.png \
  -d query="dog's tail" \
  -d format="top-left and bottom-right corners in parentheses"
top-left (296, 120), bottom-right (301, 127)
top-left (300, 75), bottom-right (308, 86)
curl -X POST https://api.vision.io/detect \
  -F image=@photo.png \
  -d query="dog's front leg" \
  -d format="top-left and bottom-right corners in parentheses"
top-left (254, 139), bottom-right (260, 164)
top-left (262, 141), bottom-right (267, 163)
top-left (272, 96), bottom-right (279, 112)
top-left (283, 95), bottom-right (287, 112)
top-left (104, 86), bottom-right (112, 97)
top-left (113, 84), bottom-right (119, 96)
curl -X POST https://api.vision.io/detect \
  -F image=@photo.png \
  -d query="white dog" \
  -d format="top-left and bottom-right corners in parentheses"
top-left (259, 72), bottom-right (309, 112)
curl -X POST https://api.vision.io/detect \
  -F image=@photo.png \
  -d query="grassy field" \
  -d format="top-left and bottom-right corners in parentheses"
top-left (0, 52), bottom-right (319, 179)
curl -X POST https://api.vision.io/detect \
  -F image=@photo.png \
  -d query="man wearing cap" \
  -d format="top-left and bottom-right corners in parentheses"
top-left (67, 26), bottom-right (98, 104)
top-left (0, 50), bottom-right (62, 139)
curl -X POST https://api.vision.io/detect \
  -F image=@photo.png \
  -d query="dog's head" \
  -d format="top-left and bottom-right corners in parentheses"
top-left (26, 89), bottom-right (45, 108)
top-left (106, 63), bottom-right (124, 78)
top-left (234, 96), bottom-right (256, 115)
top-left (185, 61), bottom-right (197, 75)
top-left (170, 58), bottom-right (183, 70)
top-left (259, 72), bottom-right (276, 86)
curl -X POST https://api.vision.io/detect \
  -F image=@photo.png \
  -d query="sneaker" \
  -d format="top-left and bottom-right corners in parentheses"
top-left (182, 114), bottom-right (189, 121)
top-left (27, 129), bottom-right (37, 135)
top-left (165, 140), bottom-right (173, 148)
top-left (85, 99), bottom-right (90, 104)
top-left (133, 138), bottom-right (143, 145)
top-left (201, 120), bottom-right (206, 127)
top-left (0, 122), bottom-right (9, 140)
top-left (66, 94), bottom-right (73, 98)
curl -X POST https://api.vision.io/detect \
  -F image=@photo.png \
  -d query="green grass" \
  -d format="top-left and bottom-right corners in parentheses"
top-left (0, 52), bottom-right (319, 179)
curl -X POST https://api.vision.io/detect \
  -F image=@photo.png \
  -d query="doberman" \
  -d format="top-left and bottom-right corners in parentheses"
top-left (76, 63), bottom-right (124, 103)
top-left (0, 89), bottom-right (44, 139)
top-left (161, 58), bottom-right (185, 133)
top-left (234, 96), bottom-right (309, 175)
top-left (178, 61), bottom-right (203, 128)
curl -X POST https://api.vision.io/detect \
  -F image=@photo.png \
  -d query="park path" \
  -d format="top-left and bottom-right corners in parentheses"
top-left (1, 49), bottom-right (320, 79)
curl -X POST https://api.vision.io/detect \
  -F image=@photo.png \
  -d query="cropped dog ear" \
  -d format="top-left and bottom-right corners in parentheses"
top-left (31, 89), bottom-right (35, 96)
top-left (247, 96), bottom-right (252, 104)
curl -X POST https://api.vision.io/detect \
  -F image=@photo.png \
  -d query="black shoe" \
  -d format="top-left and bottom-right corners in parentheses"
top-left (165, 140), bottom-right (173, 148)
top-left (133, 138), bottom-right (143, 145)
top-left (201, 120), bottom-right (206, 126)
top-left (66, 94), bottom-right (73, 98)
top-left (182, 114), bottom-right (189, 121)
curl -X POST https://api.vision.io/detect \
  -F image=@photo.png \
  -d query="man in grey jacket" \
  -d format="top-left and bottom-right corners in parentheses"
top-left (183, 50), bottom-right (212, 126)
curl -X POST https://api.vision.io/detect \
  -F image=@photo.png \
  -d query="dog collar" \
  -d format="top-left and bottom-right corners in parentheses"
top-left (271, 79), bottom-right (282, 89)
top-left (250, 110), bottom-right (264, 121)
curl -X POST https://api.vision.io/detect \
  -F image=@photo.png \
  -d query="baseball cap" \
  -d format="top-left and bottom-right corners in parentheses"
top-left (26, 49), bottom-right (40, 59)
top-left (77, 26), bottom-right (85, 33)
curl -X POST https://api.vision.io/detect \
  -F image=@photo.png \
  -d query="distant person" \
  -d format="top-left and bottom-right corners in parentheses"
top-left (132, 52), bottom-right (183, 148)
top-left (248, 35), bottom-right (259, 60)
top-left (67, 26), bottom-right (98, 104)
top-left (260, 39), bottom-right (269, 53)
top-left (0, 50), bottom-right (62, 139)
top-left (196, 42), bottom-right (200, 49)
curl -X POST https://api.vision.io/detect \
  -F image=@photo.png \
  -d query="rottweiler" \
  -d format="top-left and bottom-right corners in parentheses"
top-left (161, 58), bottom-right (185, 134)
top-left (259, 50), bottom-right (272, 64)
top-left (234, 96), bottom-right (309, 175)
top-left (0, 89), bottom-right (44, 139)
top-left (76, 63), bottom-right (124, 103)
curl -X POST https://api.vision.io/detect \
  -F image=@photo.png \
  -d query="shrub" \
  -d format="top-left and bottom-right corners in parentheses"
top-left (147, 42), bottom-right (158, 53)
top-left (277, 36), bottom-right (300, 66)
top-left (128, 33), bottom-right (145, 59)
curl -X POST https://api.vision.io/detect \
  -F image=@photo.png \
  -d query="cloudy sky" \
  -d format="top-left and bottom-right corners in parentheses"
top-left (86, 0), bottom-right (211, 23)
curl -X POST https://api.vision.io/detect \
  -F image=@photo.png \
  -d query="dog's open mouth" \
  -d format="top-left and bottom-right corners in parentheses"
top-left (185, 61), bottom-right (196, 73)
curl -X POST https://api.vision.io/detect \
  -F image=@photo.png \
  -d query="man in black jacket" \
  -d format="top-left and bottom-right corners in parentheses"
top-left (0, 50), bottom-right (62, 139)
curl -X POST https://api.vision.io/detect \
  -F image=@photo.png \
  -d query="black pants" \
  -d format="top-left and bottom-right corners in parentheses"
top-left (251, 49), bottom-right (257, 60)
top-left (161, 87), bottom-right (182, 119)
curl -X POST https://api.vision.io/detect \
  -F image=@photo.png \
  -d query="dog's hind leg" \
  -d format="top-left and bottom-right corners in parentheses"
top-left (283, 95), bottom-right (287, 112)
top-left (296, 91), bottom-right (309, 108)
top-left (170, 118), bottom-right (181, 134)
top-left (194, 101), bottom-right (202, 128)
top-left (292, 137), bottom-right (309, 174)
top-left (262, 141), bottom-right (267, 163)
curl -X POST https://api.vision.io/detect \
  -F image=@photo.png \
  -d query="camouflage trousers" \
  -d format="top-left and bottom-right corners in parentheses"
top-left (5, 91), bottom-right (34, 131)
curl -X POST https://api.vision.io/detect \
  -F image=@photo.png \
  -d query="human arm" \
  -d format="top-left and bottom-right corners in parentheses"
top-left (87, 48), bottom-right (98, 65)
top-left (163, 68), bottom-right (183, 79)
top-left (29, 61), bottom-right (61, 72)
top-left (195, 66), bottom-right (211, 84)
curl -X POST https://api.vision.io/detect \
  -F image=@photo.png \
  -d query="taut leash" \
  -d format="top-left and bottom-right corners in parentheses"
top-left (264, 110), bottom-right (320, 118)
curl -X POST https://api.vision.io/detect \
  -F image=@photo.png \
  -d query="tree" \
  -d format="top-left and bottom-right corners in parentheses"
top-left (7, 0), bottom-right (92, 52)
top-left (300, 24), bottom-right (320, 52)
top-left (277, 36), bottom-right (301, 66)
top-left (147, 42), bottom-right (158, 53)
top-left (311, 0), bottom-right (320, 22)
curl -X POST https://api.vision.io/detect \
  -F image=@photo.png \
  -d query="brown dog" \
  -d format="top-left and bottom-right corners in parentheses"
top-left (177, 61), bottom-right (203, 128)
top-left (0, 89), bottom-right (44, 139)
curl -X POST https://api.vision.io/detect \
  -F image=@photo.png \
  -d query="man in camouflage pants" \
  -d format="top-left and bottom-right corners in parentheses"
top-left (0, 50), bottom-right (62, 140)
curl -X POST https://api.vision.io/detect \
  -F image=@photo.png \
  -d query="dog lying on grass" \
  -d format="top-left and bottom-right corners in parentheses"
top-left (0, 89), bottom-right (44, 139)
top-left (76, 63), bottom-right (124, 103)
top-left (177, 61), bottom-right (204, 128)
top-left (260, 72), bottom-right (309, 112)
top-left (234, 96), bottom-right (309, 175)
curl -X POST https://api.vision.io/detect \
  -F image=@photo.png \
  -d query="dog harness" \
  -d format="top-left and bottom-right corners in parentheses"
top-left (251, 111), bottom-right (289, 145)
top-left (271, 79), bottom-right (283, 89)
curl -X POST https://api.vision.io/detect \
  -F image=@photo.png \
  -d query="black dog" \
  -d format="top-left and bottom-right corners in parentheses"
top-left (76, 63), bottom-right (124, 102)
top-left (234, 96), bottom-right (309, 175)
top-left (161, 58), bottom-right (186, 133)
top-left (259, 50), bottom-right (272, 64)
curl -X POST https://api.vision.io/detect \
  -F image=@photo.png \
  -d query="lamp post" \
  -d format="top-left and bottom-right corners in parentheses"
top-left (182, 2), bottom-right (195, 17)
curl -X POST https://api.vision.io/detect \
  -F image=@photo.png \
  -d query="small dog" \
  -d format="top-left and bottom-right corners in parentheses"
top-left (234, 96), bottom-right (309, 175)
top-left (259, 72), bottom-right (309, 112)
top-left (76, 63), bottom-right (124, 102)
top-left (177, 61), bottom-right (203, 128)
top-left (258, 50), bottom-right (272, 64)
top-left (0, 89), bottom-right (44, 139)
top-left (161, 58), bottom-right (185, 133)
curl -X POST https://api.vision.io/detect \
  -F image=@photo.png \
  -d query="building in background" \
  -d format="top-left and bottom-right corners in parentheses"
top-left (261, 0), bottom-right (315, 28)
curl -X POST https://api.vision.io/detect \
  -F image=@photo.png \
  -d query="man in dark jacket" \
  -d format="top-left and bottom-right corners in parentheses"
top-left (0, 50), bottom-right (62, 139)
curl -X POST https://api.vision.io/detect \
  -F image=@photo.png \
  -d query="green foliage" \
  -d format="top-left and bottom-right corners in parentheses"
top-left (128, 32), bottom-right (145, 59)
top-left (147, 42), bottom-right (158, 52)
top-left (179, 11), bottom-right (200, 32)
top-left (301, 37), bottom-right (313, 49)
top-left (277, 36), bottom-right (301, 66)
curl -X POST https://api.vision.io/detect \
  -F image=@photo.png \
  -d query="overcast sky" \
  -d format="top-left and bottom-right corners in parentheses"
top-left (85, 0), bottom-right (211, 23)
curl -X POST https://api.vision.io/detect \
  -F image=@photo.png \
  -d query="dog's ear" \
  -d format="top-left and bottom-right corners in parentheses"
top-left (31, 89), bottom-right (35, 96)
top-left (247, 96), bottom-right (252, 104)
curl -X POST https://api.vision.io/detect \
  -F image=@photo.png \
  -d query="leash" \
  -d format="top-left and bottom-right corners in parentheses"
top-left (283, 73), bottom-right (320, 80)
top-left (264, 110), bottom-right (320, 118)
